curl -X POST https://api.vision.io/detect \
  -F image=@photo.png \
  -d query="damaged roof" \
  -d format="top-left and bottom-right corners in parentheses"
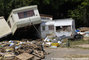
top-left (46, 18), bottom-right (74, 26)
top-left (12, 5), bottom-right (37, 13)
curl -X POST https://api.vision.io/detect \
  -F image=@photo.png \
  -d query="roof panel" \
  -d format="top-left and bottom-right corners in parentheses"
top-left (45, 18), bottom-right (74, 26)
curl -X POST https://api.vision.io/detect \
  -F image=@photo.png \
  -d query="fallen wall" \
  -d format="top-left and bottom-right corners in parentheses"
top-left (0, 17), bottom-right (11, 39)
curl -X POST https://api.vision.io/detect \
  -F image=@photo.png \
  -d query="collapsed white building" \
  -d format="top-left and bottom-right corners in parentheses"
top-left (41, 18), bottom-right (75, 38)
top-left (7, 5), bottom-right (41, 39)
top-left (7, 5), bottom-right (41, 34)
top-left (0, 5), bottom-right (76, 39)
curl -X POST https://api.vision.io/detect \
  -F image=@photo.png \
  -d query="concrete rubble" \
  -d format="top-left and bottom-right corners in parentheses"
top-left (0, 39), bottom-right (47, 60)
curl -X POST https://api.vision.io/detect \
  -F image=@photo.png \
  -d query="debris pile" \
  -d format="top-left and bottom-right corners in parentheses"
top-left (77, 27), bottom-right (89, 40)
top-left (0, 39), bottom-right (46, 60)
top-left (43, 35), bottom-right (65, 48)
top-left (78, 27), bottom-right (89, 32)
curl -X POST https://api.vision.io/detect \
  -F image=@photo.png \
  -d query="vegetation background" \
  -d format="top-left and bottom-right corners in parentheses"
top-left (0, 0), bottom-right (89, 28)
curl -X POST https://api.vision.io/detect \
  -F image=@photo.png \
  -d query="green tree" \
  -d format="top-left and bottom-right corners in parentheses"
top-left (0, 0), bottom-right (33, 19)
top-left (68, 0), bottom-right (89, 27)
top-left (0, 0), bottom-right (89, 28)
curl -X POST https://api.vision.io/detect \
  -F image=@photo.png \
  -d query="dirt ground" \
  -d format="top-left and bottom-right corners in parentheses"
top-left (43, 47), bottom-right (89, 60)
top-left (76, 44), bottom-right (89, 48)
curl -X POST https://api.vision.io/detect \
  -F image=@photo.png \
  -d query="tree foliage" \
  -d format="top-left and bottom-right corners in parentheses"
top-left (68, 0), bottom-right (89, 27)
top-left (0, 0), bottom-right (89, 27)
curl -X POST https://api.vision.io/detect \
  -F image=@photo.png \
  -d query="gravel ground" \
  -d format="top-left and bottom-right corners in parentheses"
top-left (43, 47), bottom-right (89, 60)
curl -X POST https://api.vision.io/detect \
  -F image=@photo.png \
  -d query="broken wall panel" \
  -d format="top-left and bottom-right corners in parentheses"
top-left (0, 17), bottom-right (11, 39)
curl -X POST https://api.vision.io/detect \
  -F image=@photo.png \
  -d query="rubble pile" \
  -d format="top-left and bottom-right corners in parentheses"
top-left (43, 35), bottom-right (64, 48)
top-left (0, 39), bottom-right (46, 60)
top-left (77, 27), bottom-right (89, 40)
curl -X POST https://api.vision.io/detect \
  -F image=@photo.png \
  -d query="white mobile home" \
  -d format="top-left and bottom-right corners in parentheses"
top-left (7, 5), bottom-right (41, 39)
top-left (41, 18), bottom-right (75, 38)
top-left (7, 5), bottom-right (41, 34)
top-left (54, 19), bottom-right (75, 37)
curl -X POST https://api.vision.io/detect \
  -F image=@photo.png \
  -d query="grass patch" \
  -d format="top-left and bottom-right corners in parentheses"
top-left (64, 54), bottom-right (89, 58)
top-left (70, 39), bottom-right (89, 45)
top-left (69, 39), bottom-right (89, 48)
top-left (61, 39), bottom-right (89, 48)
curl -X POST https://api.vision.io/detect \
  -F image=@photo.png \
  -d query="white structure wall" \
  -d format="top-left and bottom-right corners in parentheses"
top-left (41, 18), bottom-right (75, 38)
